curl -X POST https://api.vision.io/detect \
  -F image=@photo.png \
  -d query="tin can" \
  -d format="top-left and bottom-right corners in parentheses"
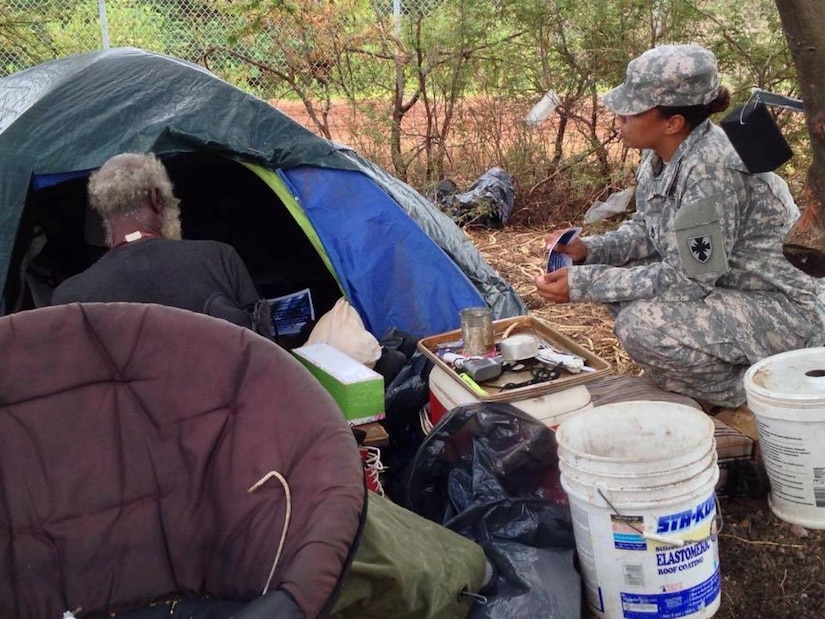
top-left (460, 307), bottom-right (494, 356)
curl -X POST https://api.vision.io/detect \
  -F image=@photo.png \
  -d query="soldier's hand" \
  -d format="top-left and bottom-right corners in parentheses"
top-left (545, 230), bottom-right (587, 263)
top-left (535, 268), bottom-right (571, 304)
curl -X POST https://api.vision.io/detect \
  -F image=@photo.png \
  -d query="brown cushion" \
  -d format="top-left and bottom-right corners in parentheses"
top-left (0, 302), bottom-right (365, 618)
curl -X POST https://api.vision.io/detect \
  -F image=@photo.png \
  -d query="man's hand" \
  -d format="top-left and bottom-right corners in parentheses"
top-left (535, 267), bottom-right (571, 303)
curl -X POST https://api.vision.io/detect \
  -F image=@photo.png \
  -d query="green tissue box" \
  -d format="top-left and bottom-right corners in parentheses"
top-left (292, 343), bottom-right (385, 425)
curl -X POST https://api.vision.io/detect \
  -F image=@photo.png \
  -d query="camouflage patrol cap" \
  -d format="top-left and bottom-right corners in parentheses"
top-left (603, 44), bottom-right (720, 115)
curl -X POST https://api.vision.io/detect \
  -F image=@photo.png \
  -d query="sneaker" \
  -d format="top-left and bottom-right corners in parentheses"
top-left (360, 445), bottom-right (387, 496)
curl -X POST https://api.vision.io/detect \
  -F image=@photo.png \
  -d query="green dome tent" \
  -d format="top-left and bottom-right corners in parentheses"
top-left (0, 47), bottom-right (526, 337)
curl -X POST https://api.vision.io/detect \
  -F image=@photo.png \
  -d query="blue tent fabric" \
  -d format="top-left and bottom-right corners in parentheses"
top-left (282, 167), bottom-right (485, 337)
top-left (0, 47), bottom-right (527, 334)
top-left (335, 151), bottom-right (526, 323)
top-left (30, 170), bottom-right (93, 191)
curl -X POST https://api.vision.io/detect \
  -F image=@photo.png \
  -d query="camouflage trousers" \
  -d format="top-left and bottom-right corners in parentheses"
top-left (611, 290), bottom-right (817, 407)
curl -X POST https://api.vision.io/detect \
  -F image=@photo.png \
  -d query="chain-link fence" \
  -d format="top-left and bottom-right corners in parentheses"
top-left (0, 1), bottom-right (271, 86)
top-left (0, 0), bottom-right (424, 87)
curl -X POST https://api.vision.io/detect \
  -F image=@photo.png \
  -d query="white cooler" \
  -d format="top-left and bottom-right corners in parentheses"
top-left (428, 365), bottom-right (593, 429)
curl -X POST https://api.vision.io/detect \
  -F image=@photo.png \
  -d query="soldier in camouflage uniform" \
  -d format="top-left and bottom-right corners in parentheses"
top-left (535, 44), bottom-right (825, 407)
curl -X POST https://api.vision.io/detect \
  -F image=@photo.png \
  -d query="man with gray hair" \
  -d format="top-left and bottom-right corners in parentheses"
top-left (535, 44), bottom-right (825, 409)
top-left (52, 152), bottom-right (269, 334)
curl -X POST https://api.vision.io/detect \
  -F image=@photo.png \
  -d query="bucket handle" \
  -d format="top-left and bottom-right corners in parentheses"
top-left (596, 487), bottom-right (723, 548)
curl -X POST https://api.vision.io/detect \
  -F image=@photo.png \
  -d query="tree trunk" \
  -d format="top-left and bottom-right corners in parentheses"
top-left (775, 0), bottom-right (825, 276)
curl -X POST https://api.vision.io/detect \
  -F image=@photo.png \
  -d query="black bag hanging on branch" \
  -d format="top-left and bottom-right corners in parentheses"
top-left (720, 90), bottom-right (800, 173)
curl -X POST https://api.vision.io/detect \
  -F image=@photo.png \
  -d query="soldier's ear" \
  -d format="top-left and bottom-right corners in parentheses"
top-left (664, 114), bottom-right (687, 136)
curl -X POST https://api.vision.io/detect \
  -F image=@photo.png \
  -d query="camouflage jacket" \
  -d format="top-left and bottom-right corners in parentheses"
top-left (568, 120), bottom-right (824, 324)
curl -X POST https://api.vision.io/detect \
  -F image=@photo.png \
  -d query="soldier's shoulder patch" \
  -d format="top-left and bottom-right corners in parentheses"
top-left (688, 234), bottom-right (713, 263)
top-left (673, 198), bottom-right (728, 277)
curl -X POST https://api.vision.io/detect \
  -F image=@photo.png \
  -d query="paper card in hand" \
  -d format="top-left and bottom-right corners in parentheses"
top-left (267, 288), bottom-right (315, 336)
top-left (545, 227), bottom-right (582, 272)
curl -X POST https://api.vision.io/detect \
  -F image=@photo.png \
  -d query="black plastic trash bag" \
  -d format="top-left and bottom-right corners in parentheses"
top-left (402, 402), bottom-right (581, 618)
top-left (435, 168), bottom-right (515, 228)
top-left (381, 351), bottom-right (434, 502)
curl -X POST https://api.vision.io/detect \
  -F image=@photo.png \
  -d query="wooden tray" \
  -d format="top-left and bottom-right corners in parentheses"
top-left (417, 315), bottom-right (612, 402)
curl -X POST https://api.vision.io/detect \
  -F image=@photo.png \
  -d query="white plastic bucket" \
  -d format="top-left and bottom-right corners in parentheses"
top-left (556, 401), bottom-right (721, 619)
top-left (744, 347), bottom-right (825, 529)
top-left (427, 365), bottom-right (592, 427)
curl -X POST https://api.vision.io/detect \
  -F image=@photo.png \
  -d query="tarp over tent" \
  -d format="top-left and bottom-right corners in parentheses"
top-left (0, 47), bottom-right (526, 338)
